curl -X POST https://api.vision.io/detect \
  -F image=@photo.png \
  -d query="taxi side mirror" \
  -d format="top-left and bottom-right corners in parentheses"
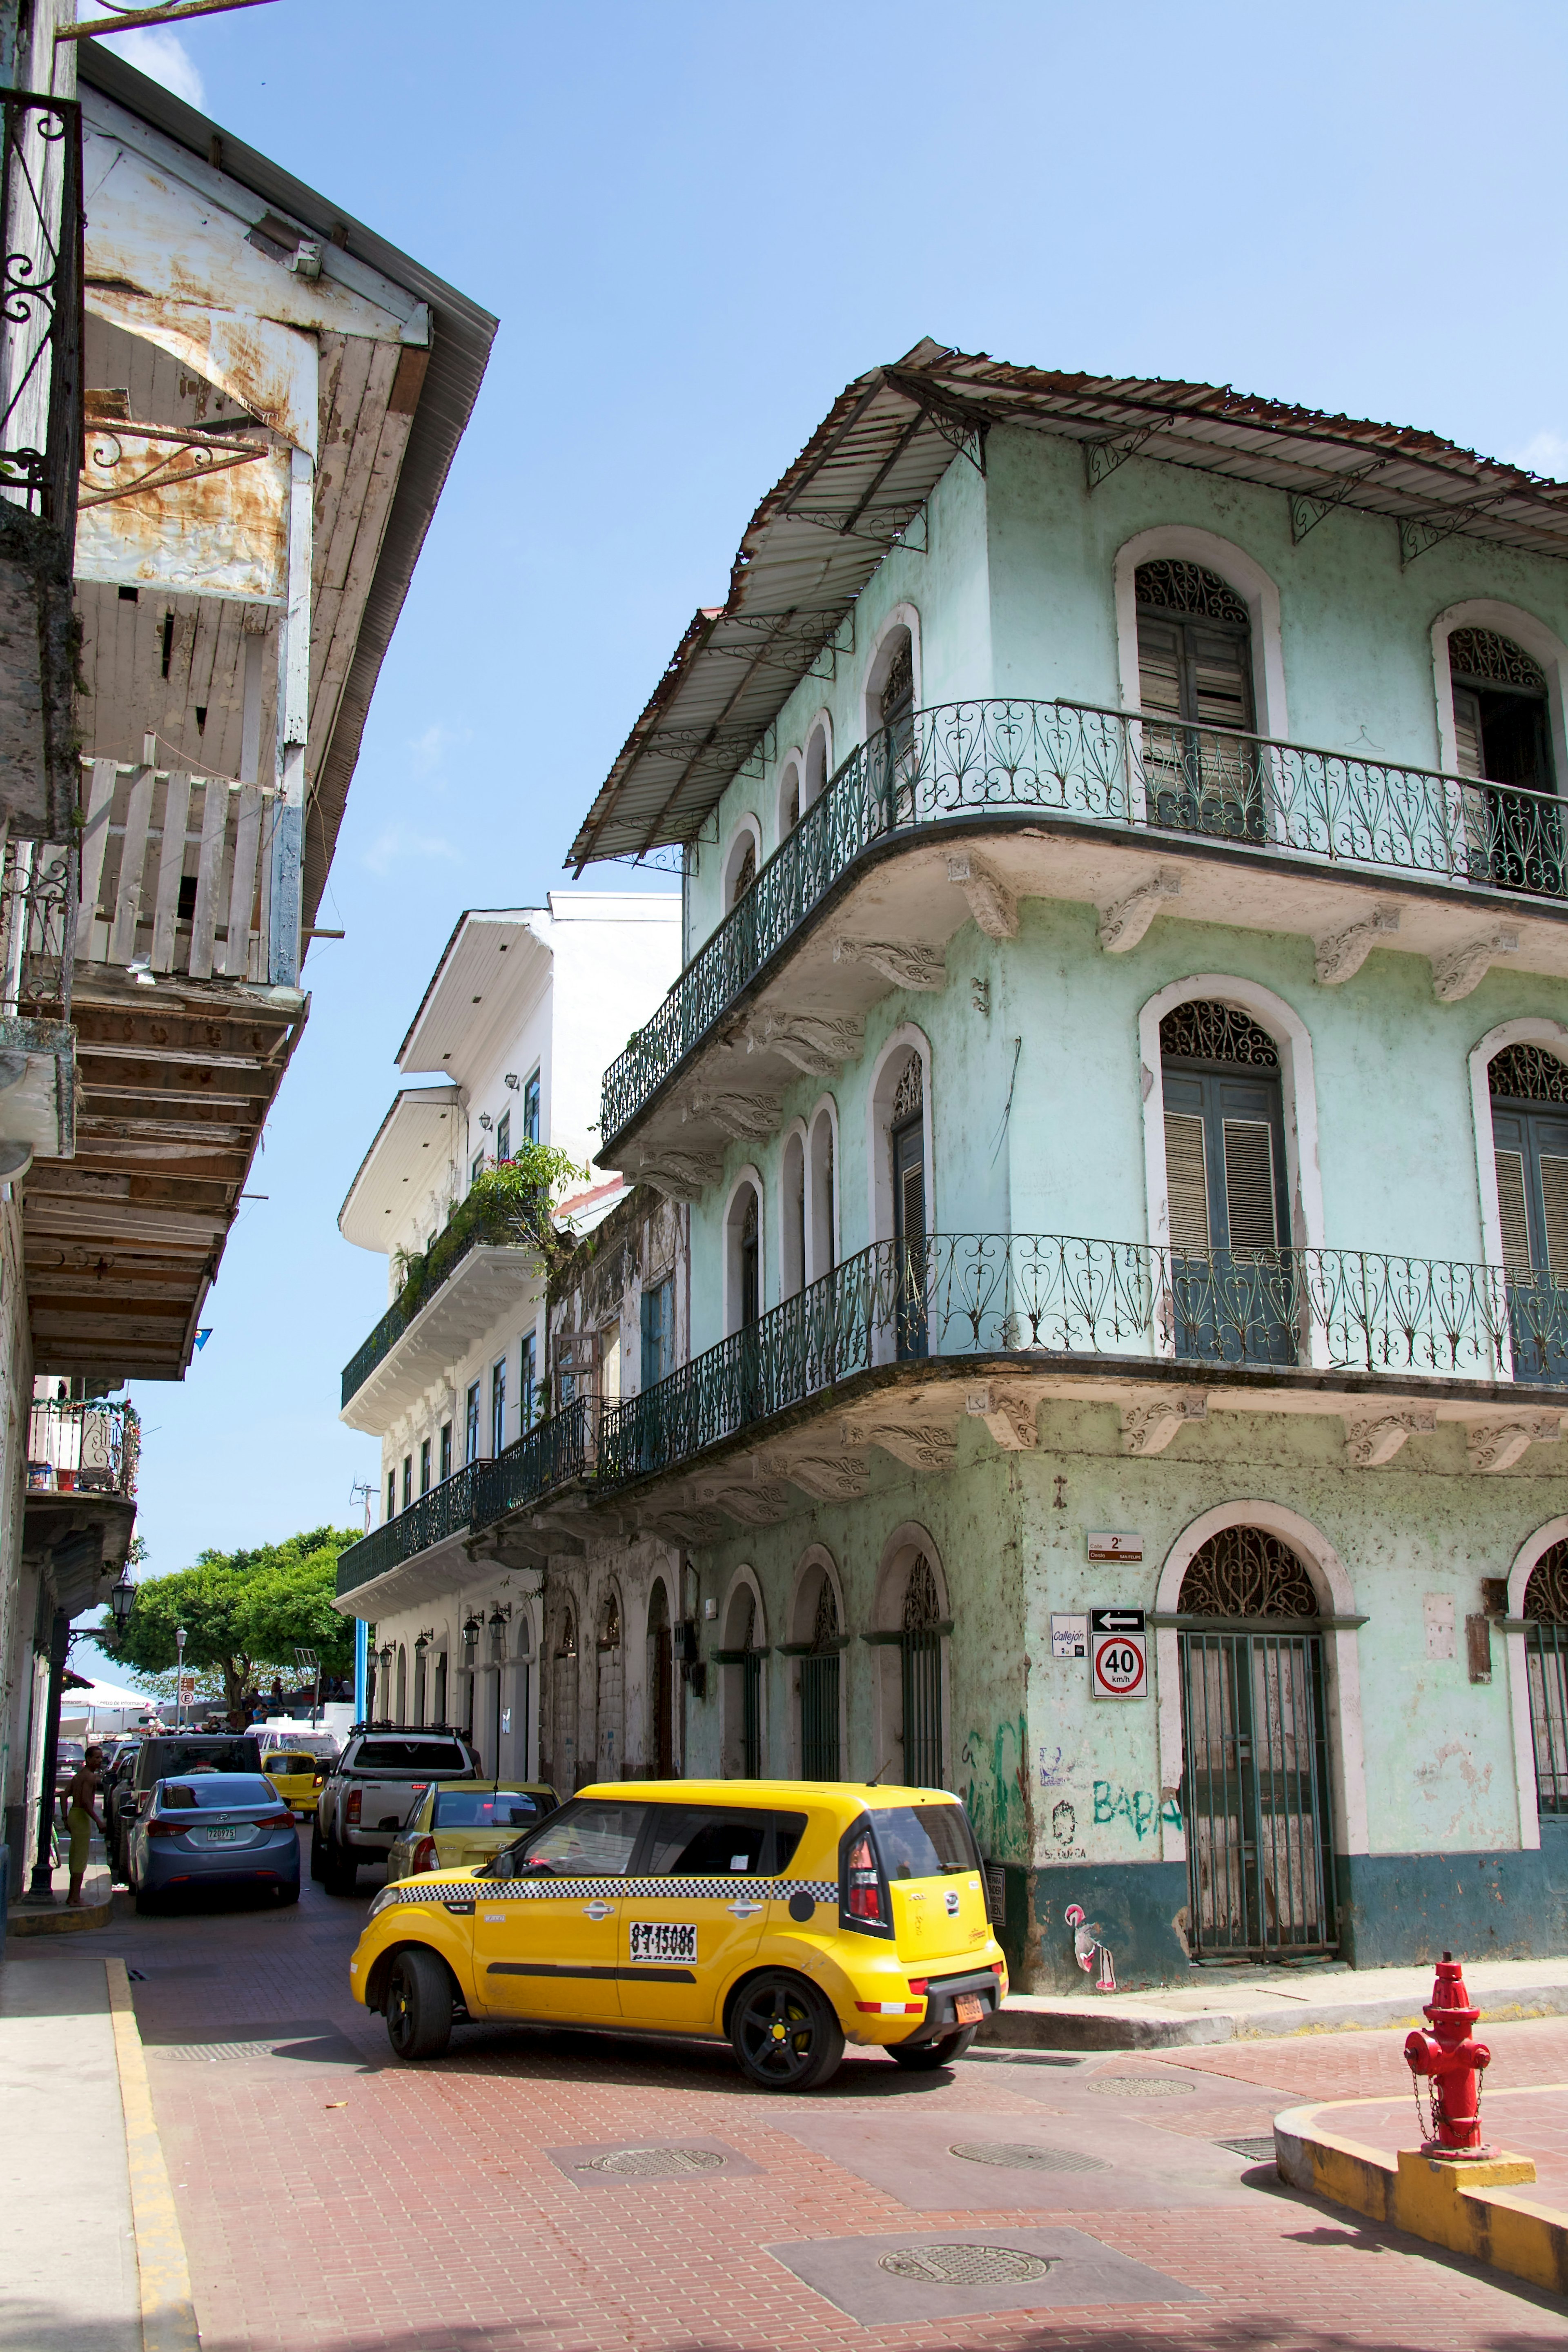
top-left (491, 1851), bottom-right (516, 1880)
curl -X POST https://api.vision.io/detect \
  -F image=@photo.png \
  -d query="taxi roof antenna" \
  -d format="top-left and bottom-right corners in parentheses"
top-left (866, 1758), bottom-right (893, 1786)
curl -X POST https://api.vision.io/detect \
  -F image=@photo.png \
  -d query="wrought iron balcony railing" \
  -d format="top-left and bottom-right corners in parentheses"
top-left (601, 696), bottom-right (1568, 1145)
top-left (341, 1214), bottom-right (533, 1409)
top-left (597, 1232), bottom-right (1568, 1486)
top-left (26, 1396), bottom-right (138, 1499)
top-left (1, 834), bottom-right (74, 1020)
top-left (0, 93), bottom-right (82, 533)
top-left (336, 1461), bottom-right (480, 1596)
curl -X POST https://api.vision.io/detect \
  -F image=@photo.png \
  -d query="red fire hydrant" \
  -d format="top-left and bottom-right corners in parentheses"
top-left (1404, 1951), bottom-right (1492, 2158)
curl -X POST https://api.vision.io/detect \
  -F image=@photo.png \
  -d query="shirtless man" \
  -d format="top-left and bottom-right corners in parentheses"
top-left (62, 1745), bottom-right (104, 1906)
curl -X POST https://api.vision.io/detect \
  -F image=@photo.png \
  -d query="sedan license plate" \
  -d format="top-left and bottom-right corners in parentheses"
top-left (205, 1826), bottom-right (238, 1843)
top-left (953, 1993), bottom-right (984, 2025)
top-left (629, 1921), bottom-right (696, 1963)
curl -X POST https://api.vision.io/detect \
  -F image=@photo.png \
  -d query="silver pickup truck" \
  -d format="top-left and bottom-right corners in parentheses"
top-left (312, 1728), bottom-right (481, 1895)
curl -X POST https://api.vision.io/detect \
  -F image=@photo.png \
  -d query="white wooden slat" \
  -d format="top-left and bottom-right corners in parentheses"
top-left (108, 765), bottom-right (154, 965)
top-left (78, 758), bottom-right (118, 949)
top-left (223, 784), bottom-right (262, 978)
top-left (188, 777), bottom-right (228, 980)
top-left (149, 770), bottom-right (191, 972)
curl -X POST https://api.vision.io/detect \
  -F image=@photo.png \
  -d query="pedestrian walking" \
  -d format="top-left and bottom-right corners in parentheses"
top-left (63, 1746), bottom-right (104, 1907)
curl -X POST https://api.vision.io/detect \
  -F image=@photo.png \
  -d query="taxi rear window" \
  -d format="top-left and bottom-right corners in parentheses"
top-left (433, 1788), bottom-right (553, 1829)
top-left (264, 1755), bottom-right (316, 1774)
top-left (872, 1803), bottom-right (978, 1879)
top-left (641, 1806), bottom-right (806, 1875)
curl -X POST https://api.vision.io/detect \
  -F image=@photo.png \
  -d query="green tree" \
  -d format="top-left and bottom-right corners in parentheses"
top-left (99, 1526), bottom-right (359, 1717)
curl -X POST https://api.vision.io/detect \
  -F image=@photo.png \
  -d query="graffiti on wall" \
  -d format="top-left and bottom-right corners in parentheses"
top-left (1064, 1902), bottom-right (1116, 1992)
top-left (960, 1716), bottom-right (1029, 1859)
top-left (1093, 1781), bottom-right (1182, 1842)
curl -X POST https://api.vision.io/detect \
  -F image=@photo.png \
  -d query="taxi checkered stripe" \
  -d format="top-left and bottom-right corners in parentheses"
top-left (379, 1875), bottom-right (840, 1906)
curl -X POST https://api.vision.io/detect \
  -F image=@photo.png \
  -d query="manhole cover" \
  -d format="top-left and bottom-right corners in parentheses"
top-left (1087, 2072), bottom-right (1195, 2097)
top-left (576, 2146), bottom-right (726, 2178)
top-left (949, 2140), bottom-right (1108, 2174)
top-left (878, 2244), bottom-right (1053, 2285)
top-left (1218, 2136), bottom-right (1277, 2163)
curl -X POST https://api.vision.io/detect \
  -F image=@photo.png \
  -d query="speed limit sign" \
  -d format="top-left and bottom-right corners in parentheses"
top-left (1091, 1608), bottom-right (1147, 1700)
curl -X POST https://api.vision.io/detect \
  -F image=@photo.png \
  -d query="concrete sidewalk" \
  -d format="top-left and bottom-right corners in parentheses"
top-left (0, 1948), bottom-right (138, 2349)
top-left (981, 1954), bottom-right (1568, 2049)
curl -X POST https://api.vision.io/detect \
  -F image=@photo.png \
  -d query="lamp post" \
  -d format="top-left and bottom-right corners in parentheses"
top-left (462, 1612), bottom-right (481, 1748)
top-left (174, 1627), bottom-right (185, 1732)
top-left (108, 1570), bottom-right (134, 1646)
top-left (489, 1603), bottom-right (511, 1777)
top-left (377, 1643), bottom-right (393, 1725)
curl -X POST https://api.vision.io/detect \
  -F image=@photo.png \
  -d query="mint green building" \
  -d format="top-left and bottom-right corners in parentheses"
top-left (344, 343), bottom-right (1568, 1990)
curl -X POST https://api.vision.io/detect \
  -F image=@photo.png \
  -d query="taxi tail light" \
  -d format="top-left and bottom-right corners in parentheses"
top-left (841, 1828), bottom-right (891, 1936)
top-left (411, 1836), bottom-right (439, 1875)
top-left (345, 1788), bottom-right (362, 1825)
top-left (907, 1978), bottom-right (929, 1995)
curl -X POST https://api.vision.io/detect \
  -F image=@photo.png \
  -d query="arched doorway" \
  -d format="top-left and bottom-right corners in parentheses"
top-left (900, 1555), bottom-right (944, 1786)
top-left (795, 1557), bottom-right (843, 1780)
top-left (394, 1643), bottom-right (408, 1726)
top-left (1178, 1525), bottom-right (1337, 1961)
top-left (1523, 1541), bottom-right (1568, 1824)
top-left (646, 1578), bottom-right (674, 1776)
top-left (550, 1604), bottom-right (579, 1791)
top-left (1488, 1041), bottom-right (1568, 1379)
top-left (1449, 626), bottom-right (1560, 892)
top-left (1135, 558), bottom-right (1262, 838)
top-left (721, 1580), bottom-right (765, 1777)
top-left (1160, 999), bottom-right (1292, 1365)
top-left (595, 1588), bottom-right (623, 1778)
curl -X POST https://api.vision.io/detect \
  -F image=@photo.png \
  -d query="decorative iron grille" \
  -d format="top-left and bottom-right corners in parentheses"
top-left (600, 693), bottom-right (1568, 1147)
top-left (26, 1396), bottom-right (137, 1497)
top-left (1178, 1528), bottom-right (1319, 1620)
top-left (1523, 1546), bottom-right (1568, 1818)
top-left (0, 94), bottom-right (81, 529)
top-left (1526, 1543), bottom-right (1568, 1621)
top-left (901, 1556), bottom-right (944, 1788)
top-left (801, 1575), bottom-right (840, 1781)
top-left (1159, 1000), bottom-right (1279, 1066)
top-left (1489, 1043), bottom-right (1568, 1103)
top-left (0, 837), bottom-right (74, 1018)
top-left (1135, 561), bottom-right (1250, 626)
top-left (1449, 628), bottom-right (1547, 693)
top-left (892, 1051), bottom-right (924, 1121)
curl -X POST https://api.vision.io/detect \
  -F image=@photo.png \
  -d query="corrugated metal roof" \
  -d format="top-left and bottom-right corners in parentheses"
top-left (568, 339), bottom-right (1568, 870)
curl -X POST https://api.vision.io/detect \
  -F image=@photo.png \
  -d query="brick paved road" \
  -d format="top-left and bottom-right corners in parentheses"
top-left (83, 1840), bottom-right (1568, 2352)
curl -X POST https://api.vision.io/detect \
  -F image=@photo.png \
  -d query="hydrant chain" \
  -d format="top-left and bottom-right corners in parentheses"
top-left (1403, 1951), bottom-right (1493, 2160)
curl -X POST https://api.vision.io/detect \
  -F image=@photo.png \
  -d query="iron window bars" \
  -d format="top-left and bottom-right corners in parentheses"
top-left (601, 695), bottom-right (1568, 1145)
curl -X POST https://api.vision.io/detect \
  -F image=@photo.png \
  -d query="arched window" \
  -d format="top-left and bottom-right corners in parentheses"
top-left (722, 822), bottom-right (760, 920)
top-left (1452, 629), bottom-right (1561, 893)
top-left (1136, 560), bottom-right (1262, 840)
top-left (1177, 1526), bottom-right (1336, 1962)
top-left (900, 1556), bottom-right (944, 1787)
top-left (1523, 1543), bottom-right (1568, 1820)
top-left (781, 1128), bottom-right (805, 1299)
top-left (722, 1582), bottom-right (765, 1776)
top-left (395, 1643), bottom-right (408, 1725)
top-left (724, 1176), bottom-right (764, 1336)
top-left (797, 1562), bottom-right (842, 1780)
top-left (807, 1105), bottom-right (836, 1284)
top-left (890, 1051), bottom-right (927, 1359)
top-left (803, 719), bottom-right (832, 815)
top-left (550, 1604), bottom-right (579, 1791)
top-left (595, 1588), bottom-right (623, 1777)
top-left (778, 755), bottom-right (802, 840)
top-left (741, 1189), bottom-right (760, 1324)
top-left (1160, 1000), bottom-right (1292, 1364)
top-left (1489, 1044), bottom-right (1568, 1381)
top-left (646, 1578), bottom-right (674, 1775)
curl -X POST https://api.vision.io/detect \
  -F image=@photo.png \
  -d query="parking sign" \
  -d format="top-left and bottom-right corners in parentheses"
top-left (1090, 1607), bottom-right (1147, 1701)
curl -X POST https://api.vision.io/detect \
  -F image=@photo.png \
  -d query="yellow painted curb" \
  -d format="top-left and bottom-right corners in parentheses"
top-left (106, 1957), bottom-right (200, 2352)
top-left (8, 1893), bottom-right (114, 1935)
top-left (1275, 2089), bottom-right (1568, 2295)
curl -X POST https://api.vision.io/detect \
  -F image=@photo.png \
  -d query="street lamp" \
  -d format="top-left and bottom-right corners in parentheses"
top-left (174, 1626), bottom-right (186, 1732)
top-left (461, 1612), bottom-right (481, 1659)
top-left (108, 1570), bottom-right (134, 1645)
top-left (377, 1642), bottom-right (393, 1726)
top-left (488, 1603), bottom-right (512, 1771)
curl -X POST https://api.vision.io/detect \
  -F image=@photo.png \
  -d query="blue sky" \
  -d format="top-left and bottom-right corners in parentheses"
top-left (74, 0), bottom-right (1568, 1664)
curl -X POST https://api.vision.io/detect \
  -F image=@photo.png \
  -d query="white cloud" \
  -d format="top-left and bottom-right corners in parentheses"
top-left (1509, 430), bottom-right (1568, 482)
top-left (361, 823), bottom-right (461, 877)
top-left (410, 722), bottom-right (470, 773)
top-left (98, 27), bottom-right (205, 108)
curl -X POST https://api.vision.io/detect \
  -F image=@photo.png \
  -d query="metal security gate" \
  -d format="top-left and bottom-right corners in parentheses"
top-left (801, 1576), bottom-right (841, 1780)
top-left (1526, 1621), bottom-right (1568, 1816)
top-left (1179, 1628), bottom-right (1338, 1960)
top-left (901, 1557), bottom-right (944, 1787)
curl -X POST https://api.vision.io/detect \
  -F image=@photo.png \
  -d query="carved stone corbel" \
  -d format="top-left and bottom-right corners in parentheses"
top-left (635, 1149), bottom-right (724, 1203)
top-left (1467, 1416), bottom-right (1562, 1474)
top-left (832, 936), bottom-right (947, 991)
top-left (742, 1011), bottom-right (864, 1074)
top-left (1342, 1404), bottom-right (1435, 1468)
top-left (1121, 1393), bottom-right (1207, 1456)
top-left (946, 850), bottom-right (1018, 939)
top-left (683, 1090), bottom-right (781, 1140)
top-left (765, 1452), bottom-right (869, 1501)
top-left (964, 1384), bottom-right (1036, 1450)
top-left (1314, 904), bottom-right (1400, 986)
top-left (843, 1418), bottom-right (958, 1470)
top-left (1097, 868), bottom-right (1182, 955)
top-left (648, 1509), bottom-right (726, 1546)
top-left (693, 1479), bottom-right (792, 1524)
top-left (1431, 927), bottom-right (1519, 1004)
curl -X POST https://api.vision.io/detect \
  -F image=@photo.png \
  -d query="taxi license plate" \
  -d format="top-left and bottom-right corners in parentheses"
top-left (206, 1826), bottom-right (238, 1843)
top-left (629, 1922), bottom-right (696, 1963)
top-left (953, 1993), bottom-right (984, 2025)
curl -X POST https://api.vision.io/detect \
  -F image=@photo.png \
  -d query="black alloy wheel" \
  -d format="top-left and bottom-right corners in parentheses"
top-left (385, 1946), bottom-right (454, 2060)
top-left (887, 2025), bottom-right (978, 2071)
top-left (323, 1837), bottom-right (358, 1897)
top-left (730, 1973), bottom-right (844, 2091)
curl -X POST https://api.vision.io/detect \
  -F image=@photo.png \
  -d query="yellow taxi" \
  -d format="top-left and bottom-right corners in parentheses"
top-left (384, 1781), bottom-right (558, 1884)
top-left (261, 1747), bottom-right (332, 1816)
top-left (349, 1779), bottom-right (1008, 2090)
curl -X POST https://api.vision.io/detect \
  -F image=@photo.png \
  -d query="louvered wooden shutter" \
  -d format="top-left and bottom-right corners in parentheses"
top-left (1222, 1119), bottom-right (1278, 1252)
top-left (1165, 1111), bottom-right (1210, 1252)
top-left (1495, 1149), bottom-right (1531, 1270)
top-left (900, 1156), bottom-right (925, 1248)
top-left (1191, 626), bottom-right (1253, 733)
top-left (1137, 615), bottom-right (1183, 718)
top-left (1452, 686), bottom-right (1484, 781)
top-left (1540, 1155), bottom-right (1568, 1273)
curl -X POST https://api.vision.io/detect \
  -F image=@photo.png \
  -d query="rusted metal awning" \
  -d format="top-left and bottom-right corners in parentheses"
top-left (568, 339), bottom-right (1568, 871)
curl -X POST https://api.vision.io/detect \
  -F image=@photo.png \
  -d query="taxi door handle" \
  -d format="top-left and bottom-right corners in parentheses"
top-left (581, 1901), bottom-right (615, 1920)
top-left (727, 1900), bottom-right (764, 1918)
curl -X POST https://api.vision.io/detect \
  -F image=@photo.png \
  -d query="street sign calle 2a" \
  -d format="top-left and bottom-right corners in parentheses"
top-left (1090, 1606), bottom-right (1147, 1700)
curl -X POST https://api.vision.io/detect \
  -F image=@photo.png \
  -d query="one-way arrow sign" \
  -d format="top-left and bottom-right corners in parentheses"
top-left (1091, 1608), bottom-right (1145, 1633)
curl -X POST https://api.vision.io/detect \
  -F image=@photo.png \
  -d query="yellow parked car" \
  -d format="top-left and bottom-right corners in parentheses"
top-left (349, 1779), bottom-right (1008, 2090)
top-left (385, 1782), bottom-right (558, 1884)
top-left (261, 1747), bottom-right (333, 1817)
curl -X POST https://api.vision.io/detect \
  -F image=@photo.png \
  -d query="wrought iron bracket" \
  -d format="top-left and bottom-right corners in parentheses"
top-left (1398, 499), bottom-right (1507, 567)
top-left (1084, 424), bottom-right (1160, 490)
top-left (80, 419), bottom-right (270, 510)
top-left (1288, 457), bottom-right (1390, 544)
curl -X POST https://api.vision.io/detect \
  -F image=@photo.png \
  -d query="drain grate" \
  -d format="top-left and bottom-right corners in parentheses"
top-left (576, 2145), bottom-right (726, 2179)
top-left (949, 2141), bottom-right (1108, 2174)
top-left (1087, 2072), bottom-right (1195, 2097)
top-left (157, 2042), bottom-right (285, 2063)
top-left (878, 2244), bottom-right (1053, 2285)
top-left (1217, 2136), bottom-right (1278, 2163)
